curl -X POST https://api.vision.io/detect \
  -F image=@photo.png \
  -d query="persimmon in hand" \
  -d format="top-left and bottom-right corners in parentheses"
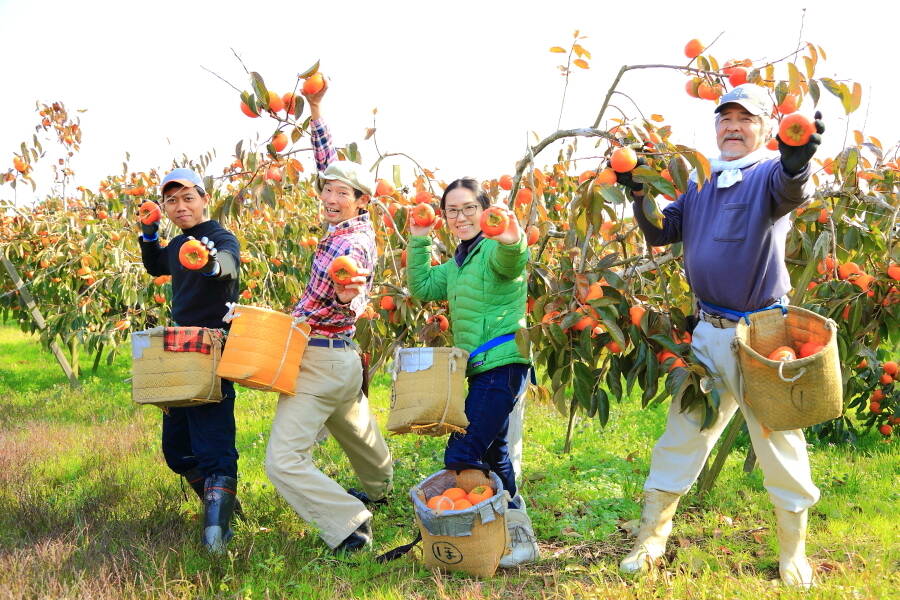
top-left (179, 239), bottom-right (209, 270)
top-left (410, 203), bottom-right (436, 227)
top-left (138, 201), bottom-right (161, 225)
top-left (328, 255), bottom-right (363, 286)
top-left (778, 113), bottom-right (816, 147)
top-left (479, 206), bottom-right (510, 237)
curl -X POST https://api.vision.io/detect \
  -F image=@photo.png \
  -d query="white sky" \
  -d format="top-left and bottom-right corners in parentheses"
top-left (1, 0), bottom-right (898, 204)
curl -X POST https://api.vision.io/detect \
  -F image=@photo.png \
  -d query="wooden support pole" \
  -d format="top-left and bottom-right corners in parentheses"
top-left (1, 251), bottom-right (80, 387)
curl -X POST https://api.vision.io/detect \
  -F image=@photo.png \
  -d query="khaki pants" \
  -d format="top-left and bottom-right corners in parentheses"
top-left (265, 343), bottom-right (393, 548)
top-left (644, 321), bottom-right (820, 512)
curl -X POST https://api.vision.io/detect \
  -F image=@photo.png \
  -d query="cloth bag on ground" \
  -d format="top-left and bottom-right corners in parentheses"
top-left (412, 469), bottom-right (509, 577)
top-left (131, 326), bottom-right (224, 408)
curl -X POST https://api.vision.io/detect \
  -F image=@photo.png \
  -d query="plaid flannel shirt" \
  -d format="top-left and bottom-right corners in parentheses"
top-left (291, 214), bottom-right (376, 337)
top-left (163, 327), bottom-right (213, 354)
top-left (292, 119), bottom-right (373, 336)
top-left (310, 118), bottom-right (338, 172)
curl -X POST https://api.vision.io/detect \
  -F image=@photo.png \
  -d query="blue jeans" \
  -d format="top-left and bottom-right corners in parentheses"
top-left (444, 363), bottom-right (530, 507)
top-left (161, 379), bottom-right (239, 478)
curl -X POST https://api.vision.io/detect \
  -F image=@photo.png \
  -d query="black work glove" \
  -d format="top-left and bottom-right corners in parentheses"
top-left (778, 111), bottom-right (824, 176)
top-left (187, 236), bottom-right (221, 276)
top-left (140, 220), bottom-right (159, 240)
top-left (614, 156), bottom-right (647, 192)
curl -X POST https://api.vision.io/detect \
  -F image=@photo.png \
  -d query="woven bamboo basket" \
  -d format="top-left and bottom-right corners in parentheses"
top-left (131, 327), bottom-right (224, 408)
top-left (216, 303), bottom-right (310, 396)
top-left (732, 305), bottom-right (843, 431)
top-left (388, 347), bottom-right (469, 436)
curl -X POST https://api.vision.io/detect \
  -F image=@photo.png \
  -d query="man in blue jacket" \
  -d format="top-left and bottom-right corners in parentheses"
top-left (620, 85), bottom-right (824, 588)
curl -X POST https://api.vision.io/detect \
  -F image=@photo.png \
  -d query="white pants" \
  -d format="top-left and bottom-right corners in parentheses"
top-left (507, 394), bottom-right (525, 477)
top-left (644, 321), bottom-right (820, 512)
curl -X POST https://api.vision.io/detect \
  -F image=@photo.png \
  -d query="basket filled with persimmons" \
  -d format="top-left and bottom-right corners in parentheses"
top-left (733, 305), bottom-right (843, 431)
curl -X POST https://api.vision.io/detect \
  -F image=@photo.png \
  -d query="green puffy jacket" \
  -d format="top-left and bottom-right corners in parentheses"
top-left (407, 234), bottom-right (530, 376)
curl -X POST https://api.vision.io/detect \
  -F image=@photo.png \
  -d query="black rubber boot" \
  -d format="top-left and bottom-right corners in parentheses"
top-left (184, 468), bottom-right (244, 520)
top-left (347, 488), bottom-right (388, 508)
top-left (334, 518), bottom-right (372, 555)
top-left (202, 475), bottom-right (238, 554)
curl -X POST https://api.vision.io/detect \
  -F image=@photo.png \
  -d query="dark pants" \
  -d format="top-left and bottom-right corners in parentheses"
top-left (444, 363), bottom-right (530, 507)
top-left (162, 379), bottom-right (238, 479)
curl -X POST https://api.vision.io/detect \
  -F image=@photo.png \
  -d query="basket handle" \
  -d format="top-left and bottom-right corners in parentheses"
top-left (222, 302), bottom-right (241, 324)
top-left (777, 361), bottom-right (806, 383)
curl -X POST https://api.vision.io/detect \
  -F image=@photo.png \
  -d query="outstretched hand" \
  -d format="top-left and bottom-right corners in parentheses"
top-left (615, 157), bottom-right (647, 193)
top-left (186, 236), bottom-right (220, 276)
top-left (335, 273), bottom-right (368, 305)
top-left (482, 207), bottom-right (523, 245)
top-left (779, 111), bottom-right (824, 176)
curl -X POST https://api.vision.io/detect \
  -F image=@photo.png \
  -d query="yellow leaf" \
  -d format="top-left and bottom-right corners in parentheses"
top-left (651, 114), bottom-right (665, 123)
top-left (573, 59), bottom-right (589, 69)
top-left (549, 46), bottom-right (566, 53)
top-left (853, 130), bottom-right (864, 146)
top-left (573, 44), bottom-right (592, 59)
top-left (850, 82), bottom-right (862, 113)
top-left (869, 136), bottom-right (882, 149)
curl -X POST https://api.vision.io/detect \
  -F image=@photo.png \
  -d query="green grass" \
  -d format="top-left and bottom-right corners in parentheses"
top-left (0, 323), bottom-right (897, 599)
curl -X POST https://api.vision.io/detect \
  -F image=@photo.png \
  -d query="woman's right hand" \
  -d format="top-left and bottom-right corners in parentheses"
top-left (409, 221), bottom-right (434, 237)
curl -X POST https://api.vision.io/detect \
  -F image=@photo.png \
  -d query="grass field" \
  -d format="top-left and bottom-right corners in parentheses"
top-left (0, 324), bottom-right (897, 599)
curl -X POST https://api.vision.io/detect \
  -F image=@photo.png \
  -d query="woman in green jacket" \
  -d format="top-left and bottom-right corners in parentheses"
top-left (407, 177), bottom-right (538, 567)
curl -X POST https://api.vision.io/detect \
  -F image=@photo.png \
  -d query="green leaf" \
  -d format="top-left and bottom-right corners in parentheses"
top-left (597, 184), bottom-right (629, 206)
top-left (838, 147), bottom-right (859, 180)
top-left (606, 358), bottom-right (622, 399)
top-left (250, 72), bottom-right (269, 109)
top-left (392, 164), bottom-right (402, 189)
top-left (808, 79), bottom-right (820, 106)
top-left (292, 95), bottom-right (305, 119)
top-left (675, 146), bottom-right (710, 188)
top-left (515, 328), bottom-right (530, 359)
top-left (601, 269), bottom-right (625, 290)
top-left (574, 361), bottom-right (595, 414)
top-left (633, 166), bottom-right (676, 197)
top-left (642, 195), bottom-right (665, 229)
top-left (594, 387), bottom-right (609, 426)
top-left (548, 323), bottom-right (567, 347)
top-left (667, 155), bottom-right (689, 194)
top-left (297, 60), bottom-right (320, 79)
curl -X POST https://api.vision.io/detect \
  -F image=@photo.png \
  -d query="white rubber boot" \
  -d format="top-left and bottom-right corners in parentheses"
top-left (775, 507), bottom-right (814, 588)
top-left (619, 489), bottom-right (681, 573)
top-left (498, 508), bottom-right (539, 567)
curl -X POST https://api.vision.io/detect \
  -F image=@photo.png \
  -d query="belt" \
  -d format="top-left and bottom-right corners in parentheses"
top-left (308, 337), bottom-right (350, 348)
top-left (698, 310), bottom-right (738, 329)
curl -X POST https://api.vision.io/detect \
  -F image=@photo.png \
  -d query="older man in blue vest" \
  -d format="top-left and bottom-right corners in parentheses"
top-left (619, 84), bottom-right (824, 588)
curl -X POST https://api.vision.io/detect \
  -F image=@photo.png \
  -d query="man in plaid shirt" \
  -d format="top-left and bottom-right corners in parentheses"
top-left (265, 79), bottom-right (393, 554)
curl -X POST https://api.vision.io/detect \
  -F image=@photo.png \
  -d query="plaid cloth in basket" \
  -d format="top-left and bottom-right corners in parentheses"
top-left (164, 327), bottom-right (213, 354)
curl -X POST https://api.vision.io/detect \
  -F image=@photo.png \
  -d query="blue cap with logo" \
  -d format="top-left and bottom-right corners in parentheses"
top-left (160, 168), bottom-right (205, 195)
